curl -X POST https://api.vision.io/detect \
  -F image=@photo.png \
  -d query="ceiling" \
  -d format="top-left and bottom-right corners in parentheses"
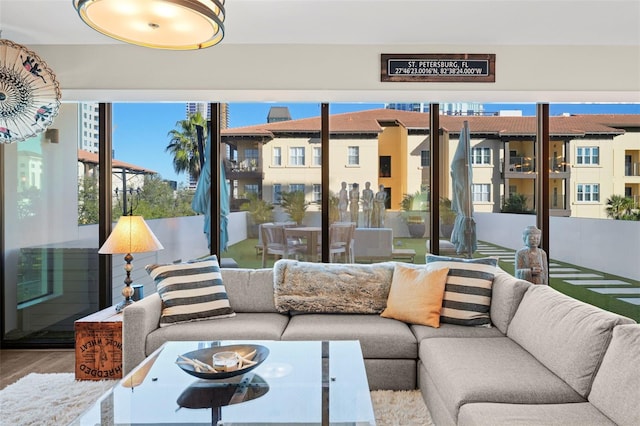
top-left (2, 0), bottom-right (639, 47)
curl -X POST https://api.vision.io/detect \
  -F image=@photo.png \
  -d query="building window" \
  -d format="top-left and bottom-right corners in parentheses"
top-left (348, 146), bottom-right (359, 165)
top-left (577, 184), bottom-right (599, 202)
top-left (472, 184), bottom-right (490, 202)
top-left (471, 147), bottom-right (491, 165)
top-left (290, 147), bottom-right (305, 166)
top-left (312, 184), bottom-right (321, 203)
top-left (244, 184), bottom-right (259, 195)
top-left (290, 184), bottom-right (305, 193)
top-left (273, 184), bottom-right (282, 204)
top-left (576, 147), bottom-right (599, 165)
top-left (420, 150), bottom-right (430, 167)
top-left (273, 147), bottom-right (281, 166)
top-left (379, 156), bottom-right (391, 177)
top-left (313, 147), bottom-right (321, 166)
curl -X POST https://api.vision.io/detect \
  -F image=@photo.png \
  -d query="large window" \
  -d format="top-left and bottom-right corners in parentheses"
top-left (576, 147), bottom-right (599, 165)
top-left (290, 147), bottom-right (305, 166)
top-left (313, 147), bottom-right (321, 166)
top-left (577, 183), bottom-right (599, 202)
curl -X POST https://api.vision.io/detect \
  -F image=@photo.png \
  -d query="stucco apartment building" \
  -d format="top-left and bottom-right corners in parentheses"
top-left (222, 109), bottom-right (640, 219)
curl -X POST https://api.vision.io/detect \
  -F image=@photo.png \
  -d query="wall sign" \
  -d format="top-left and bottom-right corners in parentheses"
top-left (381, 54), bottom-right (495, 82)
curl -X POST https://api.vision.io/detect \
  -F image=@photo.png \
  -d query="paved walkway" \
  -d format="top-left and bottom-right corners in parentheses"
top-left (476, 242), bottom-right (640, 307)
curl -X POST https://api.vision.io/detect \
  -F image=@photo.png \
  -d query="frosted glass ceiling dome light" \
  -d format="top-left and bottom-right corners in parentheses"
top-left (73, 0), bottom-right (225, 50)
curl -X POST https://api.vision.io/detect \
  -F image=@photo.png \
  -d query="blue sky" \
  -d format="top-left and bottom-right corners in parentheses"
top-left (112, 102), bottom-right (640, 185)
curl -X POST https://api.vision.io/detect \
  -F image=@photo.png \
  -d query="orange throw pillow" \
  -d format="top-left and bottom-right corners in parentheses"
top-left (380, 264), bottom-right (449, 327)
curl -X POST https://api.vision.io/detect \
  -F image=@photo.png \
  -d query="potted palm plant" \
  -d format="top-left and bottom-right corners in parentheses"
top-left (401, 190), bottom-right (428, 238)
top-left (240, 192), bottom-right (274, 237)
top-left (439, 197), bottom-right (456, 239)
top-left (280, 190), bottom-right (308, 225)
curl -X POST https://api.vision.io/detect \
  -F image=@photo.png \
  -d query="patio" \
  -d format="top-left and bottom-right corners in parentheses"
top-left (224, 237), bottom-right (640, 323)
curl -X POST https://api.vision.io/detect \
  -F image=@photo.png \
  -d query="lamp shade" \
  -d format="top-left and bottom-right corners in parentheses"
top-left (73, 0), bottom-right (225, 50)
top-left (99, 215), bottom-right (164, 255)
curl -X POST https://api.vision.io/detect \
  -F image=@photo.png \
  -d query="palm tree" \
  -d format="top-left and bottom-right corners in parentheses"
top-left (166, 112), bottom-right (208, 182)
top-left (605, 195), bottom-right (634, 220)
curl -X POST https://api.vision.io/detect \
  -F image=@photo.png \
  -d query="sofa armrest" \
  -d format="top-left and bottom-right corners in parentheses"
top-left (122, 292), bottom-right (162, 375)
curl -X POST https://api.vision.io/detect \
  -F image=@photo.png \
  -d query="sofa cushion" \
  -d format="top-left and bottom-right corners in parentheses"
top-left (221, 268), bottom-right (278, 313)
top-left (425, 255), bottom-right (498, 326)
top-left (281, 314), bottom-right (417, 359)
top-left (380, 263), bottom-right (449, 327)
top-left (420, 336), bottom-right (585, 423)
top-left (146, 256), bottom-right (235, 327)
top-left (507, 285), bottom-right (635, 398)
top-left (411, 322), bottom-right (504, 342)
top-left (588, 324), bottom-right (640, 426)
top-left (274, 259), bottom-right (395, 314)
top-left (489, 267), bottom-right (531, 334)
top-left (145, 312), bottom-right (289, 355)
top-left (458, 402), bottom-right (615, 426)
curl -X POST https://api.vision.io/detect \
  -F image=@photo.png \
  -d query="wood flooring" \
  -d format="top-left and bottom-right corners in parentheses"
top-left (0, 349), bottom-right (74, 390)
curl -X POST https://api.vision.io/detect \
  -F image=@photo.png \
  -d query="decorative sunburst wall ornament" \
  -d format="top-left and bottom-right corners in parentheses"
top-left (0, 39), bottom-right (61, 143)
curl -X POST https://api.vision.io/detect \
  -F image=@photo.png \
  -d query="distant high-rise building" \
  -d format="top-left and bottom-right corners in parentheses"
top-left (185, 102), bottom-right (229, 128)
top-left (79, 102), bottom-right (100, 153)
top-left (385, 102), bottom-right (485, 116)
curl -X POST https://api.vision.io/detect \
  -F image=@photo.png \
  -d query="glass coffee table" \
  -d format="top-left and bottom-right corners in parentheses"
top-left (71, 340), bottom-right (375, 425)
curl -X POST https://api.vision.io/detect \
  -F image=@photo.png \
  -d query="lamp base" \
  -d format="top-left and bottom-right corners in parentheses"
top-left (115, 298), bottom-right (134, 312)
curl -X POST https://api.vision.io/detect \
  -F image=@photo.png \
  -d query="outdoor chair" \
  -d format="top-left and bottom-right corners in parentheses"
top-left (261, 223), bottom-right (304, 267)
top-left (328, 222), bottom-right (356, 263)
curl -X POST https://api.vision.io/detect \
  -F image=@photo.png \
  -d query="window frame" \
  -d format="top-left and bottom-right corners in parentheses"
top-left (472, 183), bottom-right (491, 202)
top-left (348, 146), bottom-right (360, 166)
top-left (576, 146), bottom-right (600, 165)
top-left (576, 183), bottom-right (600, 202)
top-left (471, 147), bottom-right (491, 165)
top-left (273, 147), bottom-right (282, 166)
top-left (289, 147), bottom-right (305, 166)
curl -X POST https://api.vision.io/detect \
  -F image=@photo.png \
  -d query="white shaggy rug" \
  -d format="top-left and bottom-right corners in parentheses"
top-left (0, 373), bottom-right (434, 425)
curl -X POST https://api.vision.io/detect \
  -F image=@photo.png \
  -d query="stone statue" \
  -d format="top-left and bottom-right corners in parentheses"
top-left (349, 183), bottom-right (360, 225)
top-left (515, 225), bottom-right (548, 285)
top-left (361, 182), bottom-right (374, 227)
top-left (338, 181), bottom-right (349, 222)
top-left (372, 184), bottom-right (387, 228)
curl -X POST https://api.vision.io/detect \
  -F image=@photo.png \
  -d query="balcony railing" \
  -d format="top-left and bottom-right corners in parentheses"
top-left (625, 162), bottom-right (640, 177)
top-left (505, 157), bottom-right (535, 173)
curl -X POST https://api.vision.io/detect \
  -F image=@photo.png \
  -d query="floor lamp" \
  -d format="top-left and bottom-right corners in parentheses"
top-left (99, 215), bottom-right (164, 312)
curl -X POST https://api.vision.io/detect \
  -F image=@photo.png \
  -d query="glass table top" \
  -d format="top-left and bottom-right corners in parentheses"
top-left (71, 340), bottom-right (375, 425)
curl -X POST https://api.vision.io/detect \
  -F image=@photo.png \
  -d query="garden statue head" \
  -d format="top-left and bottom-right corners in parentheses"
top-left (365, 181), bottom-right (371, 189)
top-left (522, 225), bottom-right (541, 248)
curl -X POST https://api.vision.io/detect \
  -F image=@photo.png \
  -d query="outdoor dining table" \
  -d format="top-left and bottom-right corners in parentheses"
top-left (284, 226), bottom-right (321, 260)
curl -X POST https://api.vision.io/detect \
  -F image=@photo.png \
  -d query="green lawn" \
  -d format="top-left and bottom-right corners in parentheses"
top-left (224, 238), bottom-right (639, 322)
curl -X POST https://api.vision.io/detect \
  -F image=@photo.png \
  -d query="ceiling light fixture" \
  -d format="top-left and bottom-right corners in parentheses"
top-left (72, 0), bottom-right (225, 50)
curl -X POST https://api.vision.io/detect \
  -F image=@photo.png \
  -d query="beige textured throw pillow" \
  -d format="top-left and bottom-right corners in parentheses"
top-left (381, 264), bottom-right (449, 327)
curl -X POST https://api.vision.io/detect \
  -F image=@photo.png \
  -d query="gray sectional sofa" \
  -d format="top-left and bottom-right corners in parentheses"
top-left (123, 259), bottom-right (639, 426)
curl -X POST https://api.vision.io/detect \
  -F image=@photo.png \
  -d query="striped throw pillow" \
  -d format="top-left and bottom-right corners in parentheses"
top-left (425, 255), bottom-right (498, 326)
top-left (146, 256), bottom-right (235, 327)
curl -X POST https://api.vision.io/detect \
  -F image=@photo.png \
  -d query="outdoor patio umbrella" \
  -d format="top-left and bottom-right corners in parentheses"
top-left (192, 130), bottom-right (229, 252)
top-left (450, 120), bottom-right (477, 258)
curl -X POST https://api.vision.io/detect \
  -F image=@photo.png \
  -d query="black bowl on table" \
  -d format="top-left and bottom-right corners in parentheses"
top-left (176, 344), bottom-right (269, 380)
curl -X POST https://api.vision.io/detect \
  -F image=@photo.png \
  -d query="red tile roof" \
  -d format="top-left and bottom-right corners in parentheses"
top-left (222, 108), bottom-right (639, 139)
top-left (77, 149), bottom-right (157, 174)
